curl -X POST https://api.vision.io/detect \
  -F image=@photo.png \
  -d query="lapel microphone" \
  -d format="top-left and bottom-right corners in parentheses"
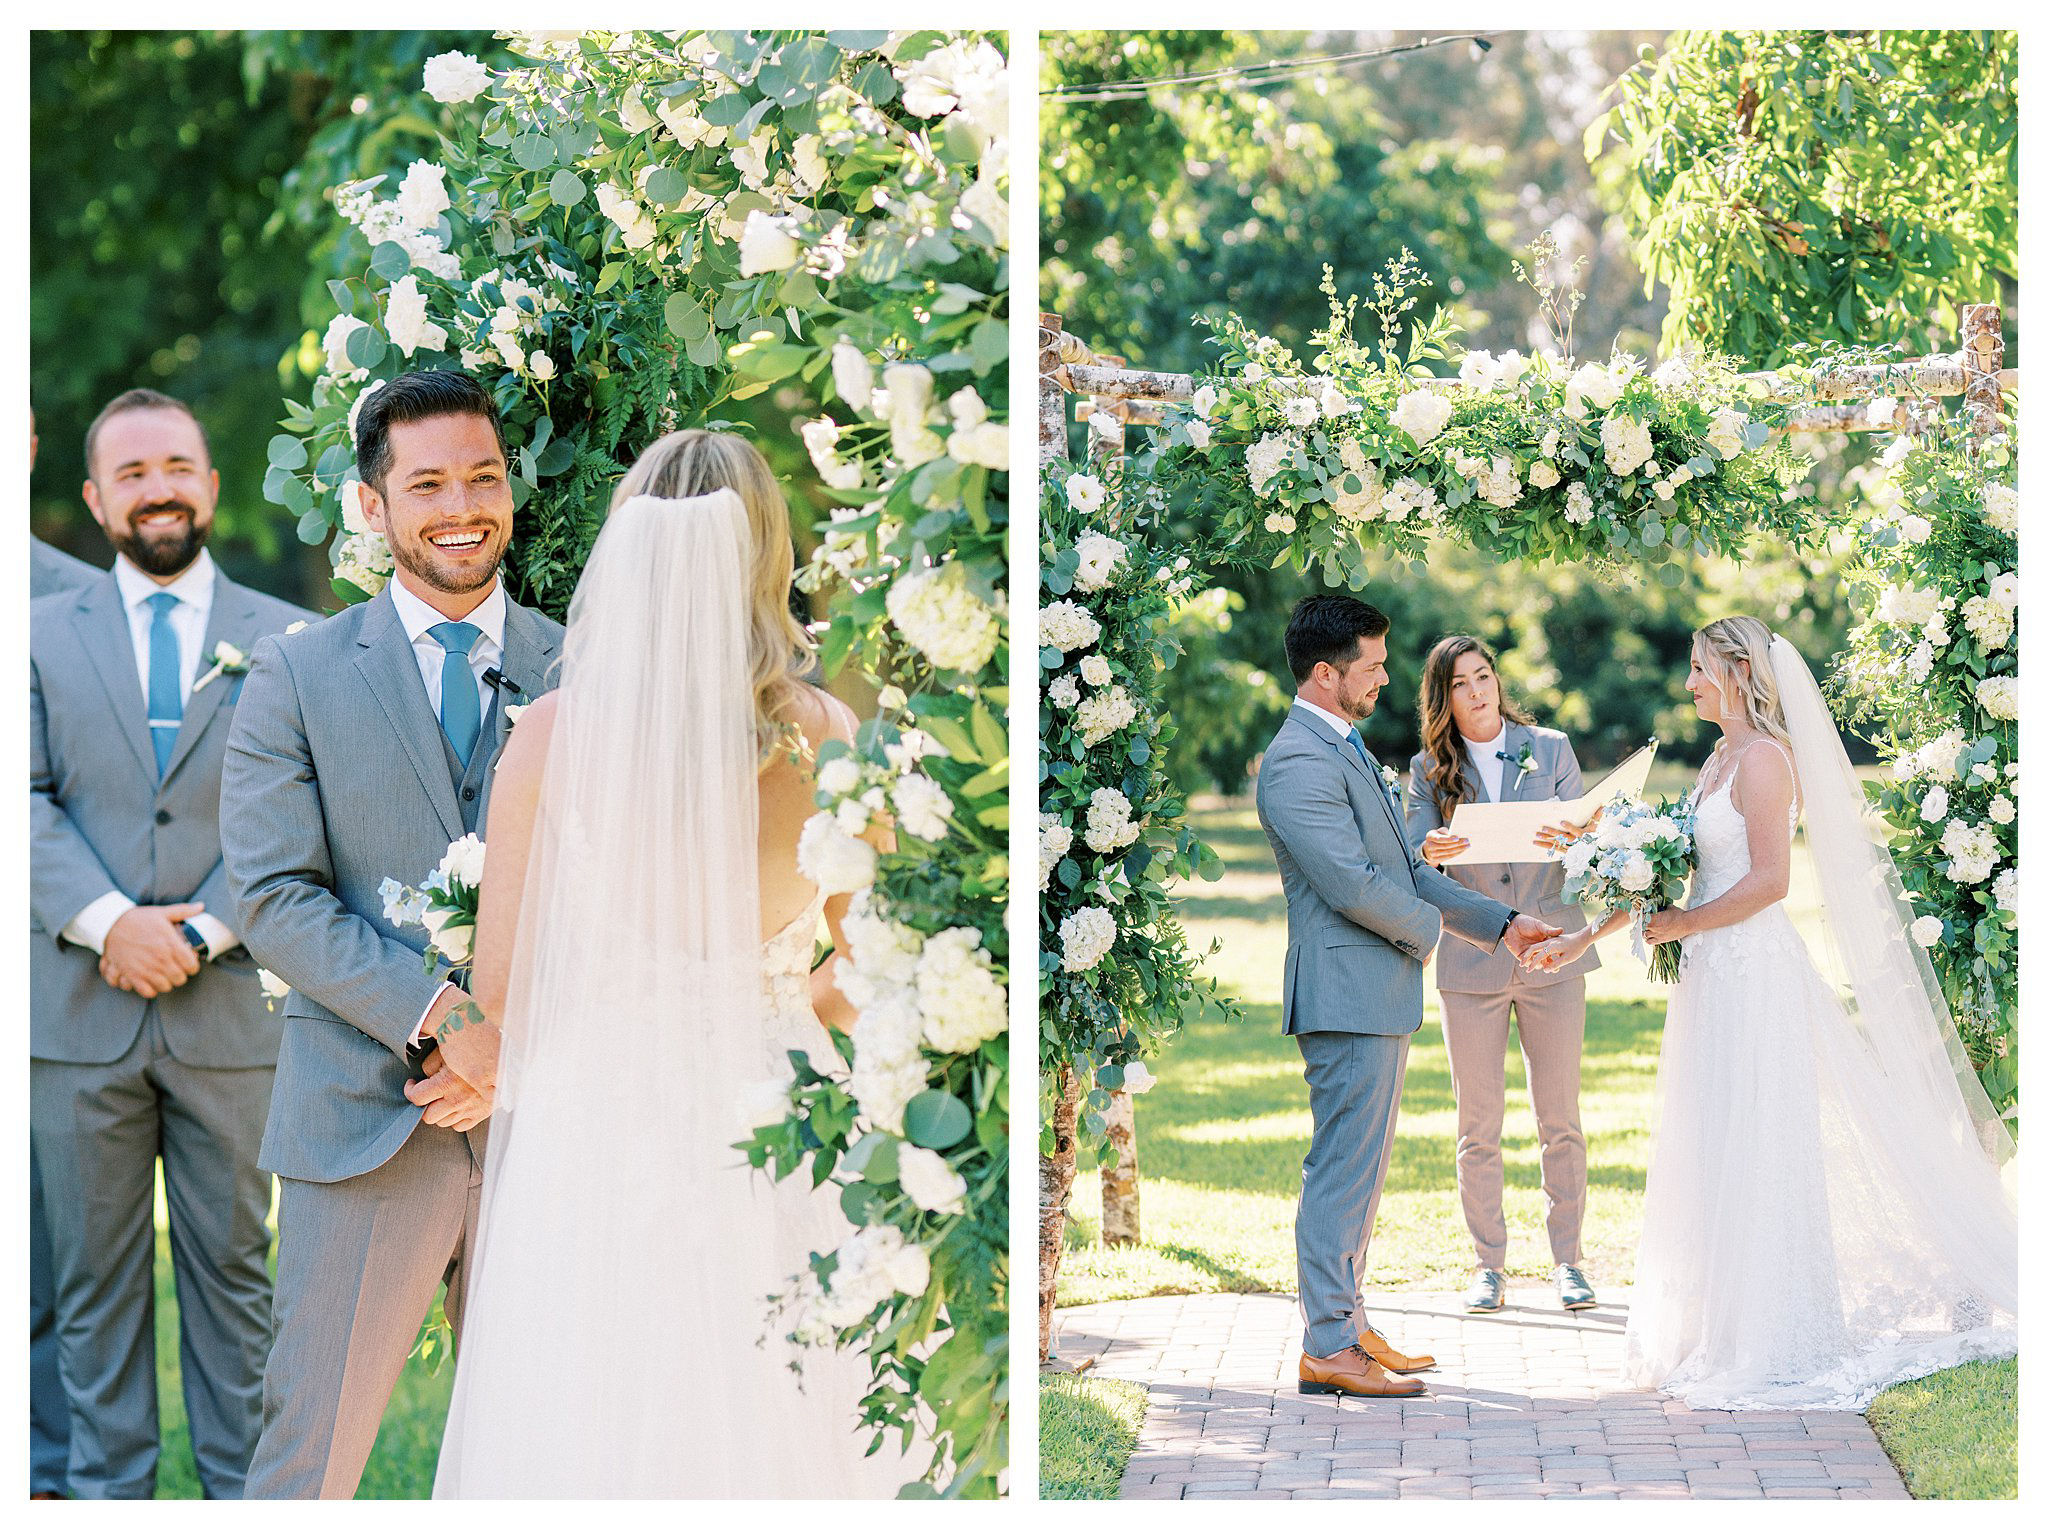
top-left (482, 668), bottom-right (523, 697)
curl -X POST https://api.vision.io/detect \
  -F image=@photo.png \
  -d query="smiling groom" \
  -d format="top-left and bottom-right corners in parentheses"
top-left (222, 370), bottom-right (563, 1498)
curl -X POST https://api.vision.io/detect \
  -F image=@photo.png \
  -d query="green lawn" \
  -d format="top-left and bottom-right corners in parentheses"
top-left (1867, 1358), bottom-right (2018, 1500)
top-left (1039, 1372), bottom-right (1148, 1500)
top-left (148, 1176), bottom-right (450, 1499)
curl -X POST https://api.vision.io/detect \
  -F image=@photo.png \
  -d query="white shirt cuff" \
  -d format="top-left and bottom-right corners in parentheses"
top-left (411, 981), bottom-right (459, 1048)
top-left (61, 891), bottom-right (137, 955)
top-left (186, 913), bottom-right (240, 959)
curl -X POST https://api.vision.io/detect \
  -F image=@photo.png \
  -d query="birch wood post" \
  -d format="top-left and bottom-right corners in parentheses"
top-left (1100, 1088), bottom-right (1141, 1245)
top-left (1039, 312), bottom-right (1069, 466)
top-left (1086, 353), bottom-right (1130, 470)
top-left (1962, 303), bottom-right (2005, 443)
top-left (1038, 1067), bottom-right (1082, 1364)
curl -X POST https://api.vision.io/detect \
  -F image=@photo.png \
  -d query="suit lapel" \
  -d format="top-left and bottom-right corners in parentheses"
top-left (1497, 723), bottom-right (1530, 802)
top-left (1293, 710), bottom-right (1405, 842)
top-left (159, 575), bottom-right (252, 784)
top-left (484, 600), bottom-right (560, 761)
top-left (71, 576), bottom-right (156, 786)
top-left (354, 590), bottom-right (466, 843)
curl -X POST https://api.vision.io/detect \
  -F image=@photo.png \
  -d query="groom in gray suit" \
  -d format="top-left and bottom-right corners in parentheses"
top-left (1256, 595), bottom-right (1559, 1398)
top-left (223, 370), bottom-right (563, 1498)
top-left (31, 389), bottom-right (311, 1496)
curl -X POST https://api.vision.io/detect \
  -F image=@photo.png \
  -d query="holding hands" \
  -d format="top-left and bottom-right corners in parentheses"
top-left (402, 989), bottom-right (501, 1131)
top-left (1502, 912), bottom-right (1565, 968)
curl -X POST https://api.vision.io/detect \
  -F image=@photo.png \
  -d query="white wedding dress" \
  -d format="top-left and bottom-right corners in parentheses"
top-left (1625, 714), bottom-right (2018, 1410)
top-left (431, 490), bottom-right (909, 1497)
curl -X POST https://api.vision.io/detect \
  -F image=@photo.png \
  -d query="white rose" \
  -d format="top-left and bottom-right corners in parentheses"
top-left (257, 967), bottom-right (292, 1000)
top-left (1186, 419), bottom-right (1212, 450)
top-left (420, 906), bottom-right (473, 963)
top-left (1190, 384), bottom-right (1218, 418)
top-left (322, 313), bottom-right (370, 380)
top-left (891, 772), bottom-right (952, 842)
top-left (1895, 513), bottom-right (1933, 545)
top-left (1282, 395), bottom-right (1320, 428)
top-left (1562, 840), bottom-right (1597, 876)
top-left (529, 352), bottom-right (555, 383)
top-left (738, 211), bottom-right (802, 275)
top-left (657, 95), bottom-right (721, 149)
top-left (1528, 459), bottom-right (1560, 490)
top-left (823, 344), bottom-right (873, 415)
top-left (1989, 794), bottom-right (2016, 825)
top-left (1617, 853), bottom-right (1655, 894)
top-left (882, 363), bottom-right (945, 466)
top-left (618, 89), bottom-right (657, 135)
top-left (1989, 570), bottom-right (2018, 611)
top-left (1072, 532), bottom-right (1127, 593)
top-left (1390, 390), bottom-right (1453, 447)
top-left (1317, 380), bottom-right (1357, 419)
top-left (383, 274), bottom-right (448, 358)
top-left (1064, 473), bottom-right (1106, 515)
top-left (1910, 914), bottom-right (1944, 947)
top-left (1079, 654), bottom-right (1113, 686)
top-left (796, 812), bottom-right (877, 894)
top-left (1563, 362), bottom-right (1621, 418)
top-left (422, 51), bottom-right (491, 104)
top-left (1705, 407), bottom-right (1750, 460)
top-left (1122, 1060), bottom-right (1158, 1095)
top-left (896, 1144), bottom-right (968, 1215)
top-left (818, 757), bottom-right (862, 798)
top-left (394, 160), bottom-right (450, 233)
top-left (1920, 785), bottom-right (1950, 823)
top-left (739, 1058), bottom-right (795, 1132)
top-left (1458, 350), bottom-right (1500, 389)
top-left (594, 182), bottom-right (658, 250)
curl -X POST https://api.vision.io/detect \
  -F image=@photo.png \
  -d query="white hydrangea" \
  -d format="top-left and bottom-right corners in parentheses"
top-left (1940, 820), bottom-right (1999, 884)
top-left (1390, 390), bottom-right (1453, 446)
top-left (1075, 685), bottom-right (1139, 747)
top-left (917, 926), bottom-right (1007, 1054)
top-left (1085, 787), bottom-right (1140, 854)
top-left (1563, 482), bottom-right (1595, 525)
top-left (1601, 414), bottom-right (1655, 478)
top-left (891, 772), bottom-right (952, 842)
top-left (1961, 595), bottom-right (2014, 651)
top-left (1381, 477), bottom-right (1437, 523)
top-left (1905, 641), bottom-right (1935, 684)
top-left (1473, 454), bottom-right (1523, 509)
top-left (1038, 814), bottom-right (1074, 893)
top-left (1976, 676), bottom-right (2019, 721)
top-left (897, 1144), bottom-right (968, 1215)
top-left (333, 529), bottom-right (395, 595)
top-left (796, 811), bottom-right (877, 894)
top-left (1652, 353), bottom-right (1694, 389)
top-left (1563, 362), bottom-right (1622, 418)
top-left (1993, 867), bottom-right (2017, 915)
top-left (1877, 582), bottom-right (1943, 628)
top-left (895, 36), bottom-right (1007, 146)
top-left (1246, 432), bottom-right (1298, 496)
top-left (1040, 600), bottom-right (1100, 654)
top-left (1705, 408), bottom-right (1750, 460)
top-left (1910, 914), bottom-right (1944, 947)
top-left (1047, 673), bottom-right (1081, 708)
top-left (886, 564), bottom-right (1001, 673)
top-left (1981, 482), bottom-right (2018, 535)
top-left (1072, 532), bottom-right (1128, 593)
top-left (1059, 905), bottom-right (1118, 972)
top-left (422, 50), bottom-right (492, 104)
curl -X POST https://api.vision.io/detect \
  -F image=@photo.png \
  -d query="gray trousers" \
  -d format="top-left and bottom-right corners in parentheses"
top-left (1441, 974), bottom-right (1588, 1269)
top-left (1295, 1030), bottom-right (1411, 1358)
top-left (31, 1149), bottom-right (70, 1495)
top-left (30, 1013), bottom-right (277, 1499)
top-left (244, 1121), bottom-right (484, 1500)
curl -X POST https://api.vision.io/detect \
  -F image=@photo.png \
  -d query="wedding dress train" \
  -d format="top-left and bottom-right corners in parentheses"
top-left (1624, 733), bottom-right (2018, 1411)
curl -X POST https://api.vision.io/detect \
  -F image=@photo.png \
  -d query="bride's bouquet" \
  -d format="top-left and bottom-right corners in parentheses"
top-left (379, 833), bottom-right (487, 980)
top-left (1560, 796), bottom-right (1696, 982)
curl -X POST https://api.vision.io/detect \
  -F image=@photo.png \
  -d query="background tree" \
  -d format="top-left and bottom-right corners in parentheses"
top-left (1588, 29), bottom-right (2018, 367)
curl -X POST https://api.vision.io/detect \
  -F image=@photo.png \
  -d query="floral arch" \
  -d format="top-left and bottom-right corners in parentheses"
top-left (1034, 279), bottom-right (2018, 1354)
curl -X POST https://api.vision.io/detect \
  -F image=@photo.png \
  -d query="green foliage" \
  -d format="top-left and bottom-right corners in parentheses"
top-left (1865, 1357), bottom-right (2017, 1500)
top-left (1039, 1372), bottom-right (1148, 1499)
top-left (1039, 461), bottom-right (1239, 1161)
top-left (1040, 31), bottom-right (1514, 379)
top-left (1832, 424), bottom-right (2017, 1109)
top-left (1590, 30), bottom-right (2018, 366)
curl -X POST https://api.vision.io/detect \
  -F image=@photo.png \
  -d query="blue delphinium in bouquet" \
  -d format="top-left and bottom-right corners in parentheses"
top-left (1560, 796), bottom-right (1697, 981)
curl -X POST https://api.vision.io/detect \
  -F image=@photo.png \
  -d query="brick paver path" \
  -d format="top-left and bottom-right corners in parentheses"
top-left (1052, 1291), bottom-right (1910, 1500)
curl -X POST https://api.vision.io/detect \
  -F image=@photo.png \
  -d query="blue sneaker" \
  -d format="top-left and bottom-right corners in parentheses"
top-left (1555, 1264), bottom-right (1598, 1311)
top-left (1464, 1268), bottom-right (1506, 1313)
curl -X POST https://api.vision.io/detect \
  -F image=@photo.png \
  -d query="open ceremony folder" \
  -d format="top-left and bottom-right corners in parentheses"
top-left (1441, 740), bottom-right (1659, 865)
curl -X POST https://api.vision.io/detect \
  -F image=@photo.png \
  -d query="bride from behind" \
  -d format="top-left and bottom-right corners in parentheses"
top-left (1530, 616), bottom-right (2016, 1410)
top-left (433, 430), bottom-right (907, 1496)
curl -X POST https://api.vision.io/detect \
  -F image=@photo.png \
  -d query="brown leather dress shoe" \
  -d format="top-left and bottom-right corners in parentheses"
top-left (1357, 1325), bottom-right (1436, 1374)
top-left (1299, 1344), bottom-right (1428, 1397)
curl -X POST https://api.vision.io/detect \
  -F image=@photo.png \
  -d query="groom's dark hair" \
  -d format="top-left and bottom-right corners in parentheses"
top-left (354, 369), bottom-right (507, 492)
top-left (1285, 594), bottom-right (1390, 684)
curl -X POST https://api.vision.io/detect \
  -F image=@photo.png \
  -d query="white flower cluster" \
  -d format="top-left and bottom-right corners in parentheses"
top-left (1457, 349), bottom-right (1529, 392)
top-left (1390, 390), bottom-right (1452, 446)
top-left (1977, 675), bottom-right (2019, 722)
top-left (1041, 599), bottom-right (1101, 654)
top-left (1564, 482), bottom-right (1596, 524)
top-left (1704, 408), bottom-right (1751, 460)
top-left (1895, 728), bottom-right (1968, 783)
top-left (1962, 593), bottom-right (2015, 652)
top-left (796, 811), bottom-right (879, 894)
top-left (1084, 787), bottom-right (1141, 854)
top-left (1981, 482), bottom-right (2019, 536)
top-left (885, 564), bottom-right (1002, 673)
top-left (1058, 904), bottom-right (1118, 972)
top-left (1940, 819), bottom-right (1999, 885)
top-left (898, 1142), bottom-right (968, 1215)
top-left (1072, 531), bottom-right (1128, 593)
top-left (333, 171), bottom-right (460, 283)
top-left (1075, 685), bottom-right (1139, 747)
top-left (795, 1223), bottom-right (932, 1334)
top-left (1038, 813), bottom-right (1074, 893)
top-left (1246, 432), bottom-right (1299, 496)
top-left (1563, 360), bottom-right (1624, 418)
top-left (1993, 867), bottom-right (2018, 915)
top-left (1911, 913), bottom-right (1945, 947)
top-left (423, 51), bottom-right (492, 104)
top-left (1600, 414), bottom-right (1655, 478)
top-left (333, 528), bottom-right (396, 597)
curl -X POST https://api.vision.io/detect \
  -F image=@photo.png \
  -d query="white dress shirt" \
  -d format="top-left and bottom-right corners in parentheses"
top-left (1464, 724), bottom-right (1508, 803)
top-left (386, 574), bottom-right (506, 728)
top-left (1291, 696), bottom-right (1359, 745)
top-left (62, 550), bottom-right (239, 958)
top-left (387, 575), bottom-right (506, 1049)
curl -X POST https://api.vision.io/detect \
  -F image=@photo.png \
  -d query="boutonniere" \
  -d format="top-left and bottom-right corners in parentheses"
top-left (1381, 763), bottom-right (1404, 804)
top-left (190, 640), bottom-right (249, 696)
top-left (503, 703), bottom-right (528, 728)
top-left (1497, 741), bottom-right (1537, 781)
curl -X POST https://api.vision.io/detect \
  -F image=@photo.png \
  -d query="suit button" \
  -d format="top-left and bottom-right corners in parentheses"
top-left (155, 809), bottom-right (172, 825)
top-left (462, 787), bottom-right (477, 802)
top-left (1501, 874), bottom-right (1511, 886)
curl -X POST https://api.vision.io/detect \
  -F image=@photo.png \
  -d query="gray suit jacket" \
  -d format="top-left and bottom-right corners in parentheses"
top-left (221, 585), bottom-right (563, 1184)
top-left (1404, 722), bottom-right (1600, 993)
top-left (32, 534), bottom-right (103, 598)
top-left (1256, 707), bottom-right (1514, 1037)
top-left (31, 569), bottom-right (313, 1067)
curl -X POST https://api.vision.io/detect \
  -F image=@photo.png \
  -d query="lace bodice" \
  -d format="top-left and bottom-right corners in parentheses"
top-left (760, 887), bottom-right (830, 1049)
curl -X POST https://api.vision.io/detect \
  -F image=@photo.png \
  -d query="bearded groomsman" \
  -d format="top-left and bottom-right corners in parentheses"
top-left (224, 370), bottom-right (563, 1498)
top-left (30, 390), bottom-right (311, 1497)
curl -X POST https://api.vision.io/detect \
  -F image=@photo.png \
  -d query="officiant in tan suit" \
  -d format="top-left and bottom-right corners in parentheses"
top-left (1405, 635), bottom-right (1601, 1316)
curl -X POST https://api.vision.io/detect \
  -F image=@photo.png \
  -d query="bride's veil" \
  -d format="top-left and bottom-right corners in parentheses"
top-left (434, 489), bottom-right (803, 1495)
top-left (1768, 635), bottom-right (2016, 1185)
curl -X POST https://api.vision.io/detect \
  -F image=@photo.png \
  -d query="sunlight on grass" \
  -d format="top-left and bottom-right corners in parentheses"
top-left (1866, 1358), bottom-right (2016, 1499)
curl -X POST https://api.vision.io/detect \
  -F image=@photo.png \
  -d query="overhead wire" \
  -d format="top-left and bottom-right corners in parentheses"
top-left (1041, 33), bottom-right (1493, 104)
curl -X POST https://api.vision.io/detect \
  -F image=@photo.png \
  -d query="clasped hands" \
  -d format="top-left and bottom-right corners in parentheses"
top-left (403, 987), bottom-right (501, 1133)
top-left (97, 902), bottom-right (206, 998)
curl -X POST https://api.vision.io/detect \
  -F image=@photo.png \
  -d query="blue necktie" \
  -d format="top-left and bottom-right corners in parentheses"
top-left (1347, 728), bottom-right (1371, 770)
top-left (429, 622), bottom-right (483, 765)
top-left (145, 592), bottom-right (182, 778)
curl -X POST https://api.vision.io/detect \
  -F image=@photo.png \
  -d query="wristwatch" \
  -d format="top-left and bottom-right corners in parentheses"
top-left (179, 921), bottom-right (211, 962)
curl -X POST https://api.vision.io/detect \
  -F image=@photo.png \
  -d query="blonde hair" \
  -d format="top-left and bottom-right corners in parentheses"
top-left (1694, 616), bottom-right (1790, 744)
top-left (608, 429), bottom-right (816, 757)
